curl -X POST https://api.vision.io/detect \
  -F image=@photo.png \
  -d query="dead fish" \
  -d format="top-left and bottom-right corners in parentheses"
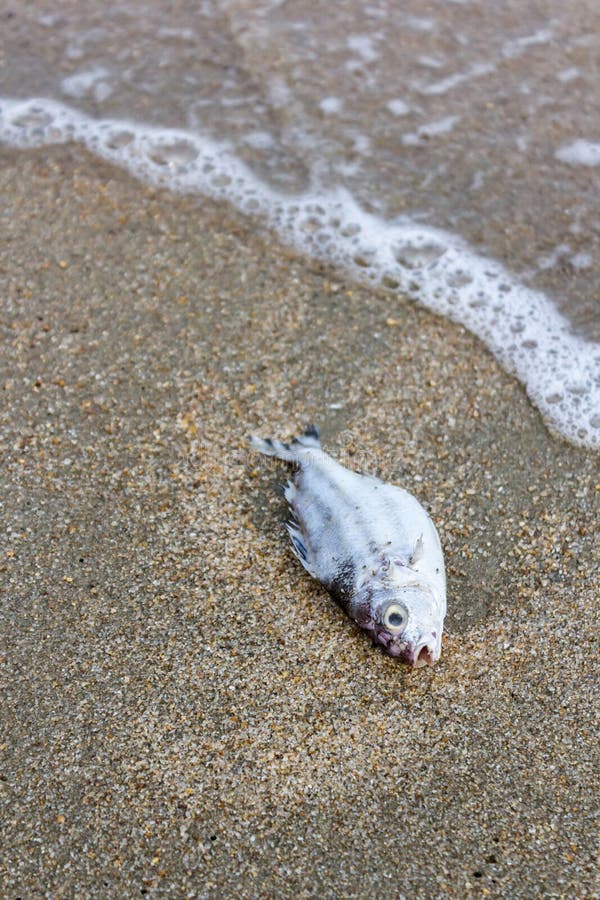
top-left (250, 425), bottom-right (446, 667)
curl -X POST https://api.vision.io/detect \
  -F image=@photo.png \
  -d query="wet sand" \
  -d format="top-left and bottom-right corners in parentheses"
top-left (1, 145), bottom-right (598, 897)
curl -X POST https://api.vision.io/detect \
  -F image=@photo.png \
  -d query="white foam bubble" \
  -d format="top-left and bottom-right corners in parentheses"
top-left (61, 66), bottom-right (112, 102)
top-left (418, 63), bottom-right (494, 96)
top-left (417, 56), bottom-right (444, 70)
top-left (319, 97), bottom-right (343, 115)
top-left (570, 252), bottom-right (592, 270)
top-left (556, 139), bottom-right (600, 167)
top-left (242, 131), bottom-right (276, 150)
top-left (502, 27), bottom-right (554, 59)
top-left (347, 34), bottom-right (379, 63)
top-left (402, 115), bottom-right (461, 146)
top-left (557, 67), bottom-right (581, 84)
top-left (537, 243), bottom-right (571, 272)
top-left (405, 17), bottom-right (434, 33)
top-left (386, 99), bottom-right (410, 117)
top-left (0, 96), bottom-right (598, 449)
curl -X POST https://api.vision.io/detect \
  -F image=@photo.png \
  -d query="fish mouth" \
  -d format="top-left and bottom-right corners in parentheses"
top-left (370, 624), bottom-right (440, 666)
top-left (381, 637), bottom-right (438, 667)
top-left (412, 643), bottom-right (436, 668)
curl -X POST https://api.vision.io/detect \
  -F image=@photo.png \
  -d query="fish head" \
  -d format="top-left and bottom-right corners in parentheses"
top-left (361, 586), bottom-right (444, 666)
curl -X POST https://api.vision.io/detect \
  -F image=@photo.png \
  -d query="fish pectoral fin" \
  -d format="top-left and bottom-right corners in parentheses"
top-left (286, 521), bottom-right (318, 577)
top-left (287, 521), bottom-right (307, 559)
top-left (409, 534), bottom-right (424, 567)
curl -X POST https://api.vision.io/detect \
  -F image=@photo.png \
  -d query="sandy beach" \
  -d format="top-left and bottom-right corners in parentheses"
top-left (1, 144), bottom-right (598, 897)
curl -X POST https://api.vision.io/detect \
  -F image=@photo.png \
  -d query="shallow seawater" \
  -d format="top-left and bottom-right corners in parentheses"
top-left (1, 0), bottom-right (599, 447)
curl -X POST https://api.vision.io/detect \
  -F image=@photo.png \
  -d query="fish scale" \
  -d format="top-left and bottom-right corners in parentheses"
top-left (250, 425), bottom-right (447, 667)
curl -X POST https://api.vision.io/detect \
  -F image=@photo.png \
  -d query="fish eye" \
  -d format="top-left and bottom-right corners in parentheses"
top-left (383, 603), bottom-right (408, 633)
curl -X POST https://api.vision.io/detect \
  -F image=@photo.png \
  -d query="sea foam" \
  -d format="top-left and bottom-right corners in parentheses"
top-left (555, 140), bottom-right (600, 167)
top-left (1, 97), bottom-right (598, 449)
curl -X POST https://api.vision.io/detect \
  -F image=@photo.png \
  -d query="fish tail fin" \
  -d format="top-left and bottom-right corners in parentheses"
top-left (249, 424), bottom-right (321, 463)
top-left (294, 424), bottom-right (321, 448)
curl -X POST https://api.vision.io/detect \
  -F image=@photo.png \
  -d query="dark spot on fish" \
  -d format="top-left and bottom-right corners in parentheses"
top-left (327, 559), bottom-right (356, 613)
top-left (304, 423), bottom-right (320, 439)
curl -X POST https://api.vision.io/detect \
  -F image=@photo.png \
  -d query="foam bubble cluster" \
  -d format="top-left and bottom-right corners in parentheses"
top-left (555, 140), bottom-right (600, 167)
top-left (1, 97), bottom-right (598, 449)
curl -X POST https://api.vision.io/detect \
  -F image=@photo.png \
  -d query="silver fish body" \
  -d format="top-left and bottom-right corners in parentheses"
top-left (250, 426), bottom-right (446, 667)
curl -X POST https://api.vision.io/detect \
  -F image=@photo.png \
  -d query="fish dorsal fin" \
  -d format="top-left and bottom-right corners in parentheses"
top-left (409, 534), bottom-right (424, 567)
